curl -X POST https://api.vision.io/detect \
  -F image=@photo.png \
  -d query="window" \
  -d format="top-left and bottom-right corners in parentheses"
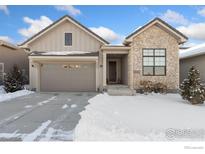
top-left (143, 49), bottom-right (166, 76)
top-left (65, 33), bottom-right (72, 46)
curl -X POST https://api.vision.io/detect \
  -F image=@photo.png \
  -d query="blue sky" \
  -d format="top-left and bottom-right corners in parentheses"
top-left (0, 5), bottom-right (205, 46)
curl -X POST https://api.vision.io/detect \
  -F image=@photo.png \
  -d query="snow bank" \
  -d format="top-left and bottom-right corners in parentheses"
top-left (0, 87), bottom-right (34, 103)
top-left (74, 93), bottom-right (205, 141)
top-left (0, 86), bottom-right (6, 95)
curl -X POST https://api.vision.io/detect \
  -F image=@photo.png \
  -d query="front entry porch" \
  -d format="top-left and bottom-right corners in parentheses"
top-left (106, 84), bottom-right (135, 96)
top-left (101, 45), bottom-right (134, 95)
top-left (106, 54), bottom-right (128, 85)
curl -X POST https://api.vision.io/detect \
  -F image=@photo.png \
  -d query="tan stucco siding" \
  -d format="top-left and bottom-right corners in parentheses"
top-left (131, 25), bottom-right (179, 90)
top-left (28, 20), bottom-right (103, 52)
top-left (180, 55), bottom-right (205, 84)
top-left (0, 46), bottom-right (29, 78)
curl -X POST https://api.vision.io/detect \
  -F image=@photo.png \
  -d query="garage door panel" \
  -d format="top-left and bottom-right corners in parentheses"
top-left (40, 63), bottom-right (96, 92)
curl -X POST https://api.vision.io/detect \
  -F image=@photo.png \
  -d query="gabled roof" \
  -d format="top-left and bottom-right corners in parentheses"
top-left (124, 17), bottom-right (188, 44)
top-left (180, 43), bottom-right (205, 59)
top-left (19, 15), bottom-right (109, 47)
top-left (0, 40), bottom-right (18, 49)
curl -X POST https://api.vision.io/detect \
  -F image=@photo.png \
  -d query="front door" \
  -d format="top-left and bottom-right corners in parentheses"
top-left (109, 61), bottom-right (117, 83)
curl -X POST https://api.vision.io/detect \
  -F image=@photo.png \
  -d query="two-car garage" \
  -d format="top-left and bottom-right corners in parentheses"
top-left (40, 62), bottom-right (96, 92)
top-left (29, 56), bottom-right (98, 92)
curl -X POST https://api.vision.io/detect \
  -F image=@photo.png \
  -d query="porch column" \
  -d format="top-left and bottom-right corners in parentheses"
top-left (29, 58), bottom-right (33, 89)
top-left (103, 52), bottom-right (107, 87)
top-left (36, 63), bottom-right (41, 92)
top-left (128, 48), bottom-right (134, 90)
top-left (95, 59), bottom-right (99, 91)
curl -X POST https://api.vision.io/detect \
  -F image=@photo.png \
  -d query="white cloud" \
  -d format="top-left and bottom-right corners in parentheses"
top-left (177, 22), bottom-right (205, 41)
top-left (55, 5), bottom-right (81, 16)
top-left (160, 9), bottom-right (205, 42)
top-left (89, 26), bottom-right (124, 43)
top-left (0, 5), bottom-right (9, 15)
top-left (0, 36), bottom-right (12, 43)
top-left (198, 7), bottom-right (205, 17)
top-left (18, 16), bottom-right (53, 38)
top-left (161, 9), bottom-right (189, 25)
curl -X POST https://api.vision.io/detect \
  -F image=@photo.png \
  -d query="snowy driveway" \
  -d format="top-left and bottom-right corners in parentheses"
top-left (0, 92), bottom-right (96, 141)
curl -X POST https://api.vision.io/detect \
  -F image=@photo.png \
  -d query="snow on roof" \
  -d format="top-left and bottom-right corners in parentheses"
top-left (0, 40), bottom-right (18, 49)
top-left (40, 51), bottom-right (90, 55)
top-left (30, 51), bottom-right (98, 56)
top-left (179, 42), bottom-right (205, 59)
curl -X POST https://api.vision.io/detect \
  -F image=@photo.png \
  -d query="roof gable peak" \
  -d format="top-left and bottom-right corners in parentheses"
top-left (19, 15), bottom-right (109, 47)
top-left (125, 17), bottom-right (188, 44)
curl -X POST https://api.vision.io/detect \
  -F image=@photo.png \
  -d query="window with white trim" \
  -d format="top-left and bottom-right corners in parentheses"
top-left (143, 49), bottom-right (166, 76)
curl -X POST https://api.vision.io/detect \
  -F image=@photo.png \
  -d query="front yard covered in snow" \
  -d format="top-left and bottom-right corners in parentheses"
top-left (0, 86), bottom-right (34, 103)
top-left (74, 93), bottom-right (205, 141)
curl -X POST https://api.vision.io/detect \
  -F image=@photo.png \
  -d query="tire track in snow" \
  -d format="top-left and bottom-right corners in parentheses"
top-left (38, 101), bottom-right (77, 141)
top-left (0, 96), bottom-right (56, 128)
top-left (39, 127), bottom-right (73, 141)
top-left (39, 127), bottom-right (56, 141)
top-left (23, 120), bottom-right (52, 141)
top-left (0, 120), bottom-right (52, 141)
top-left (0, 95), bottom-right (80, 141)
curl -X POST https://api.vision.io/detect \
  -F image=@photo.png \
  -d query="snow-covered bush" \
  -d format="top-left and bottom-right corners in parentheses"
top-left (140, 80), bottom-right (167, 94)
top-left (140, 80), bottom-right (154, 94)
top-left (3, 65), bottom-right (27, 93)
top-left (153, 82), bottom-right (167, 94)
top-left (180, 66), bottom-right (205, 105)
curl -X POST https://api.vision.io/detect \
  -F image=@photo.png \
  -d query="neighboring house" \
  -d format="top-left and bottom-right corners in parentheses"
top-left (0, 40), bottom-right (29, 85)
top-left (180, 43), bottom-right (205, 84)
top-left (19, 15), bottom-right (187, 92)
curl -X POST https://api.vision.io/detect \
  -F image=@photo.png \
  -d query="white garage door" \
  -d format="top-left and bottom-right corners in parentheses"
top-left (40, 63), bottom-right (96, 92)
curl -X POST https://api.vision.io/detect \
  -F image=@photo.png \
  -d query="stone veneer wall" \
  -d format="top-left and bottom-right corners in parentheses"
top-left (131, 25), bottom-right (179, 90)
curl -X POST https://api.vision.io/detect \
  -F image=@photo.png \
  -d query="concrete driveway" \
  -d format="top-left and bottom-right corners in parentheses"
top-left (0, 92), bottom-right (97, 141)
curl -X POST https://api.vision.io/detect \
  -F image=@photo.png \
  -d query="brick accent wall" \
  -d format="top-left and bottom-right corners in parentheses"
top-left (131, 25), bottom-right (179, 90)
